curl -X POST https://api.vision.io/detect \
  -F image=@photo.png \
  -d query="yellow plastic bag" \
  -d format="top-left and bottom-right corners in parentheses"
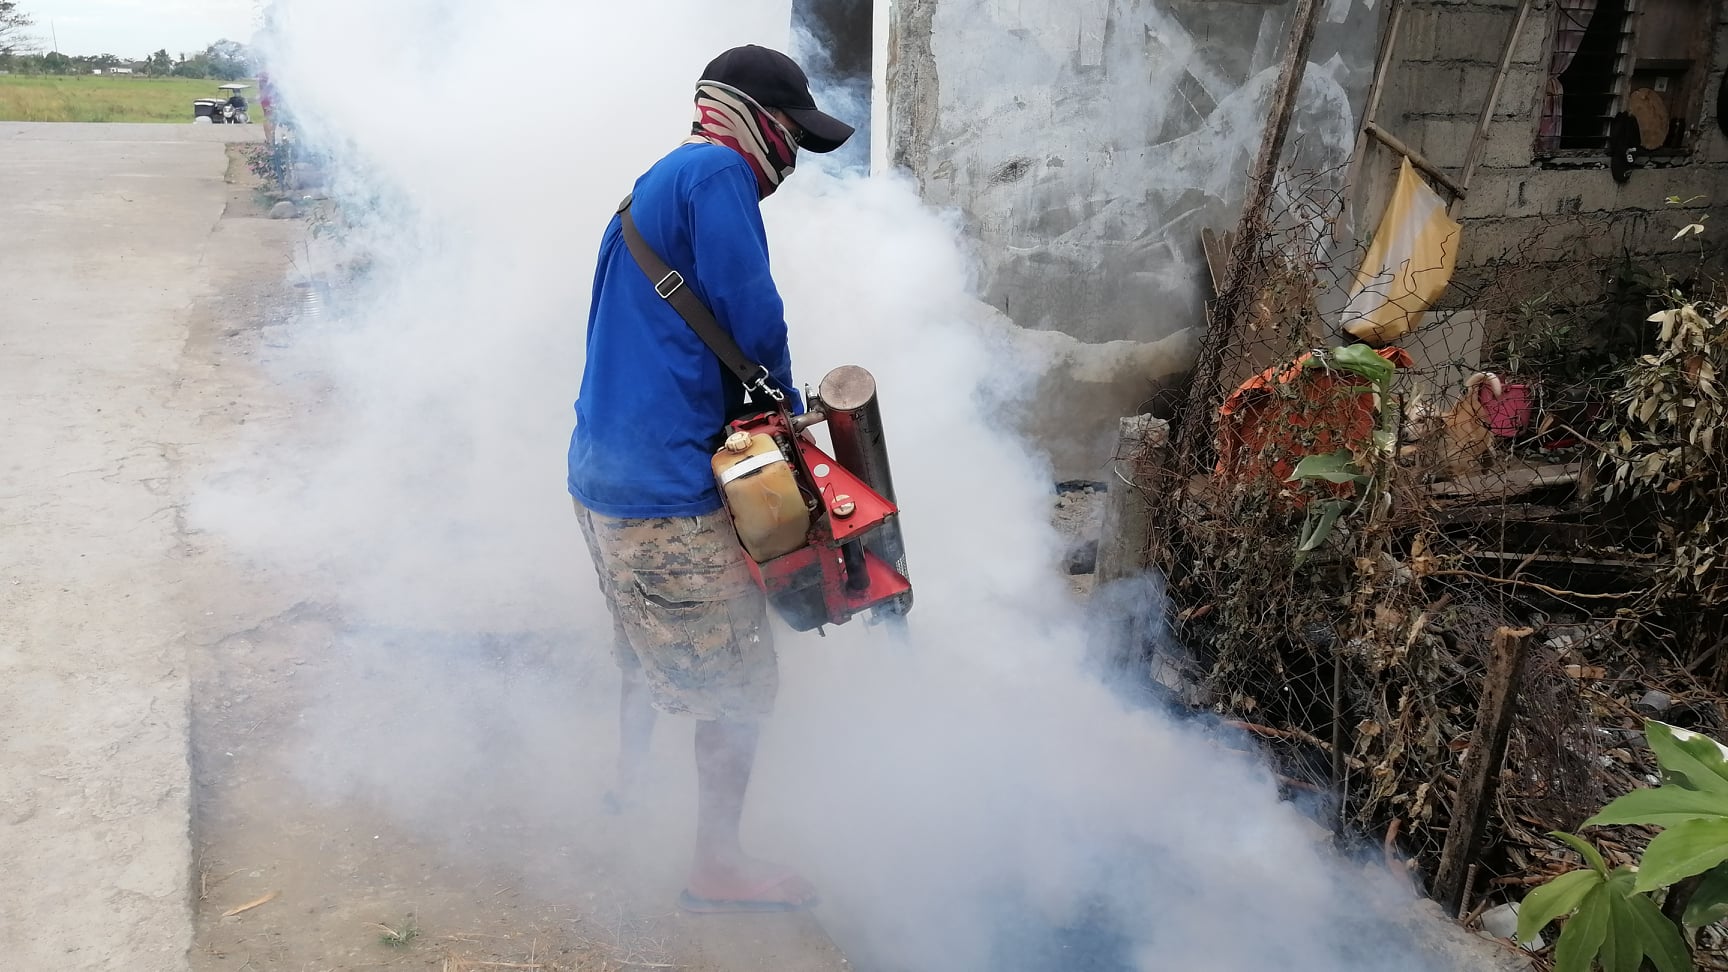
top-left (1341, 158), bottom-right (1462, 346)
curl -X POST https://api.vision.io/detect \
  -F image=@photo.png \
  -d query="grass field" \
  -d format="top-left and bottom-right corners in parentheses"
top-left (0, 75), bottom-right (257, 123)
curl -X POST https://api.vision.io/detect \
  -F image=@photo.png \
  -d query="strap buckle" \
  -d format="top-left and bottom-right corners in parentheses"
top-left (748, 366), bottom-right (787, 404)
top-left (654, 270), bottom-right (685, 300)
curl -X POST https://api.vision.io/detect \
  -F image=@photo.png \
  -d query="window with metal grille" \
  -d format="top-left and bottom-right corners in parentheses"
top-left (1538, 0), bottom-right (1634, 152)
top-left (1536, 0), bottom-right (1715, 156)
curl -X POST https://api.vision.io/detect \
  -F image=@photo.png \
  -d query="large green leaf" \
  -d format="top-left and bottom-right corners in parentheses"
top-left (1297, 499), bottom-right (1349, 552)
top-left (1555, 886), bottom-right (1610, 972)
top-left (1646, 722), bottom-right (1728, 795)
top-left (1517, 869), bottom-right (1603, 943)
top-left (1635, 817), bottom-right (1728, 891)
top-left (1601, 889), bottom-right (1643, 972)
top-left (1553, 830), bottom-right (1611, 877)
top-left (1619, 888), bottom-right (1695, 972)
top-left (1322, 343), bottom-right (1398, 390)
top-left (1551, 878), bottom-right (1695, 972)
top-left (1667, 726), bottom-right (1728, 779)
top-left (1286, 450), bottom-right (1369, 485)
top-left (1585, 784), bottom-right (1728, 828)
top-left (1682, 861), bottom-right (1728, 929)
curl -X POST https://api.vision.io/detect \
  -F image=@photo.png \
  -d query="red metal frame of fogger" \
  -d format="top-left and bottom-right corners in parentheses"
top-left (723, 409), bottom-right (911, 629)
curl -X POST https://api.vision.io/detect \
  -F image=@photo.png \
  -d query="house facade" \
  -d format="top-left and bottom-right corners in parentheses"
top-left (1364, 0), bottom-right (1726, 293)
top-left (877, 0), bottom-right (1727, 474)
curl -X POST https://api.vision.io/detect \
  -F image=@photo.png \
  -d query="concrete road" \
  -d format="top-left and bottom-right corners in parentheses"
top-left (0, 122), bottom-right (267, 971)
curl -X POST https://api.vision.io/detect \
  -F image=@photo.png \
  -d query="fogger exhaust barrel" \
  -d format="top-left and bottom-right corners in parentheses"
top-left (818, 366), bottom-right (912, 619)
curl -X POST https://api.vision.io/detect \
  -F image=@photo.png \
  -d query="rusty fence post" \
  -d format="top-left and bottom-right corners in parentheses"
top-left (1181, 0), bottom-right (1326, 455)
top-left (1433, 626), bottom-right (1534, 915)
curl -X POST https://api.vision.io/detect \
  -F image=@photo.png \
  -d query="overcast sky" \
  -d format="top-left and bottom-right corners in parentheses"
top-left (25, 0), bottom-right (260, 57)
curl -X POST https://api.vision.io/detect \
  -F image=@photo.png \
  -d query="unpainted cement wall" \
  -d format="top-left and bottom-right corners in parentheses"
top-left (1365, 0), bottom-right (1728, 306)
top-left (888, 0), bottom-right (1387, 476)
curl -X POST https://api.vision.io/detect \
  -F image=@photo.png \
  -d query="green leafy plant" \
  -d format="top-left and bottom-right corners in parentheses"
top-left (1304, 342), bottom-right (1397, 392)
top-left (1314, 344), bottom-right (1400, 459)
top-left (1599, 300), bottom-right (1728, 604)
top-left (1667, 196), bottom-right (1710, 243)
top-left (1589, 724), bottom-right (1728, 925)
top-left (242, 140), bottom-right (296, 191)
top-left (1516, 722), bottom-right (1728, 970)
top-left (1287, 452), bottom-right (1367, 553)
top-left (1515, 831), bottom-right (1690, 972)
top-left (1284, 345), bottom-right (1399, 553)
top-left (1506, 290), bottom-right (1582, 375)
top-left (374, 915), bottom-right (419, 948)
top-left (1503, 292), bottom-right (1574, 376)
top-left (1288, 450), bottom-right (1372, 486)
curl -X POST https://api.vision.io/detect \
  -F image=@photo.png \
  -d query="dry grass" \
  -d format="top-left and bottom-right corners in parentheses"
top-left (436, 908), bottom-right (687, 972)
top-left (0, 75), bottom-right (253, 123)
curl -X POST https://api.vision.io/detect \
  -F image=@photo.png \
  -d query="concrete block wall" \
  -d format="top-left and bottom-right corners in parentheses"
top-left (1367, 0), bottom-right (1727, 309)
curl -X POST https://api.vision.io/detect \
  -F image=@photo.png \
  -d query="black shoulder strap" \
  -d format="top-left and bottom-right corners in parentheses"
top-left (615, 194), bottom-right (781, 401)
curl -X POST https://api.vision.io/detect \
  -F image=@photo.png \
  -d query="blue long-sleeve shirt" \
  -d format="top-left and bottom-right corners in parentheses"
top-left (568, 143), bottom-right (800, 518)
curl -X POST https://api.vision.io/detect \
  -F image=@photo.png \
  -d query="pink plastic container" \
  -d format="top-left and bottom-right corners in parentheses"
top-left (1480, 380), bottom-right (1534, 438)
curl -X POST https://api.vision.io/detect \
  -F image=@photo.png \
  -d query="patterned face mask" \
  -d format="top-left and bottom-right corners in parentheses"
top-left (686, 81), bottom-right (799, 199)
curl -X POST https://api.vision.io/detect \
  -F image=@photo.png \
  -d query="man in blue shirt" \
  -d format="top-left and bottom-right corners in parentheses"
top-left (569, 45), bottom-right (852, 913)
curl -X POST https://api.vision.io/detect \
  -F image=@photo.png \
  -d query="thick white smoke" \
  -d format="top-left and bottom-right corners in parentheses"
top-left (192, 1), bottom-right (1464, 969)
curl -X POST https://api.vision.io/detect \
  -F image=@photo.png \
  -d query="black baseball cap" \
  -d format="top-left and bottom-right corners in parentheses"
top-left (701, 45), bottom-right (855, 154)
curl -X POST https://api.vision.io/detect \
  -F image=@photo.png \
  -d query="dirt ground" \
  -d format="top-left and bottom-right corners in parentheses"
top-left (174, 153), bottom-right (850, 972)
top-left (1, 122), bottom-right (845, 972)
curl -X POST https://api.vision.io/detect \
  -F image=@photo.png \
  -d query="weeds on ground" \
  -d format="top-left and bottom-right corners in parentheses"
top-left (1153, 169), bottom-right (1728, 917)
top-left (242, 140), bottom-right (296, 192)
top-left (375, 914), bottom-right (420, 947)
top-left (1515, 721), bottom-right (1728, 971)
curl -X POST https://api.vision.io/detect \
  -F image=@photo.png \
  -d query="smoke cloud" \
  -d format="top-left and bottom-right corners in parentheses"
top-left (193, 1), bottom-right (1465, 969)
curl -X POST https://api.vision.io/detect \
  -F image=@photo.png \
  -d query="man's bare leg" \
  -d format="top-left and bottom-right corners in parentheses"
top-left (685, 718), bottom-right (817, 906)
top-left (604, 670), bottom-right (656, 813)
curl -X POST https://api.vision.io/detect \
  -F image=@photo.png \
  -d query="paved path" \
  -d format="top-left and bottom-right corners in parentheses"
top-left (0, 121), bottom-right (850, 972)
top-left (0, 122), bottom-right (263, 972)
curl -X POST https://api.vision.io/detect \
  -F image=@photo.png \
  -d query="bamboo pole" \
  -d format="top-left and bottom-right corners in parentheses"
top-left (1360, 0), bottom-right (1407, 129)
top-left (1363, 122), bottom-right (1467, 197)
top-left (1451, 0), bottom-right (1537, 218)
top-left (1337, 0), bottom-right (1408, 241)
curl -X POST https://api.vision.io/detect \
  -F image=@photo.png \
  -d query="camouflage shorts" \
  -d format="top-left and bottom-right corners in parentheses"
top-left (573, 499), bottom-right (776, 721)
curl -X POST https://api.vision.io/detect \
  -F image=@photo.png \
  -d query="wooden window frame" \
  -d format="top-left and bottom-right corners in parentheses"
top-left (1534, 0), bottom-right (1718, 162)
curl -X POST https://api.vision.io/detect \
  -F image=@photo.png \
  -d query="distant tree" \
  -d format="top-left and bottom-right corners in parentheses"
top-left (40, 49), bottom-right (68, 74)
top-left (0, 0), bottom-right (35, 57)
top-left (205, 39), bottom-right (251, 80)
top-left (171, 52), bottom-right (210, 78)
top-left (146, 49), bottom-right (172, 76)
top-left (156, 41), bottom-right (252, 81)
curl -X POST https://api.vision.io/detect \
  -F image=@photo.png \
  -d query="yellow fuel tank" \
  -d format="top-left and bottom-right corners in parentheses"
top-left (712, 431), bottom-right (811, 562)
